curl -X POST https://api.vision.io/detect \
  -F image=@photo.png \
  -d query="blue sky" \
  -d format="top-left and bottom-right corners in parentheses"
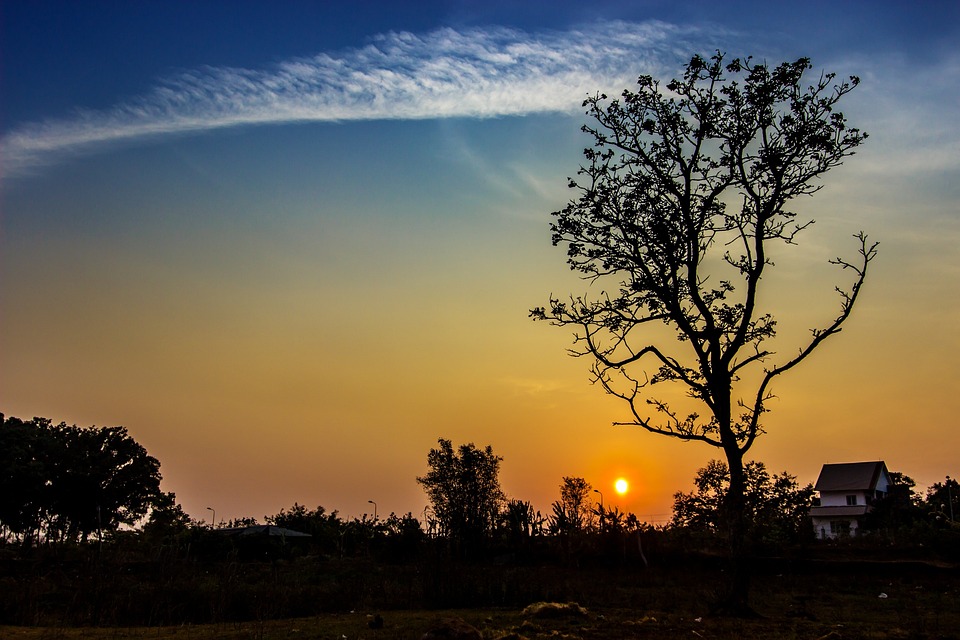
top-left (7, 0), bottom-right (955, 174)
top-left (2, 1), bottom-right (959, 523)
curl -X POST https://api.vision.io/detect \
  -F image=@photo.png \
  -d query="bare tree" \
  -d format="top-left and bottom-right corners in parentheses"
top-left (532, 52), bottom-right (876, 612)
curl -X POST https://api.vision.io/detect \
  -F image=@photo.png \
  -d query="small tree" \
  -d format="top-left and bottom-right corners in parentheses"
top-left (925, 476), bottom-right (959, 524)
top-left (501, 499), bottom-right (542, 545)
top-left (549, 476), bottom-right (595, 534)
top-left (863, 471), bottom-right (924, 534)
top-left (417, 438), bottom-right (505, 552)
top-left (142, 491), bottom-right (192, 539)
top-left (532, 52), bottom-right (875, 611)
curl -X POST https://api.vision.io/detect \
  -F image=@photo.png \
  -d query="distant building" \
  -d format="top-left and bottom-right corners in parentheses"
top-left (809, 461), bottom-right (890, 539)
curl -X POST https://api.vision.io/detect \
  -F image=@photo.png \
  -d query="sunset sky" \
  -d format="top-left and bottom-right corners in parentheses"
top-left (2, 0), bottom-right (958, 526)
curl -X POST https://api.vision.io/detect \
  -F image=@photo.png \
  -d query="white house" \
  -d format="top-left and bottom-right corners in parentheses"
top-left (809, 461), bottom-right (890, 539)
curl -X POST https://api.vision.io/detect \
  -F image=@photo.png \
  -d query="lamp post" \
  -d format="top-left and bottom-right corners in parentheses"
top-left (206, 506), bottom-right (216, 529)
top-left (593, 489), bottom-right (604, 531)
top-left (948, 476), bottom-right (955, 522)
top-left (368, 500), bottom-right (378, 521)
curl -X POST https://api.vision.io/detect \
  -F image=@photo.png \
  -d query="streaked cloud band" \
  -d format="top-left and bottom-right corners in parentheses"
top-left (2, 20), bottom-right (705, 178)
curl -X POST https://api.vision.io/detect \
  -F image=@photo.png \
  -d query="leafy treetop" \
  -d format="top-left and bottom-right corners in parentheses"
top-left (532, 52), bottom-right (876, 456)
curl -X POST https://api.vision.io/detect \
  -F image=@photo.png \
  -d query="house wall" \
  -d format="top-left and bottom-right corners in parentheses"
top-left (815, 489), bottom-right (874, 538)
top-left (819, 490), bottom-right (869, 507)
top-left (811, 515), bottom-right (862, 539)
top-left (875, 471), bottom-right (890, 494)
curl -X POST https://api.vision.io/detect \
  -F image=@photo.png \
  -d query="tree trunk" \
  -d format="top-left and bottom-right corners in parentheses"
top-left (717, 446), bottom-right (758, 616)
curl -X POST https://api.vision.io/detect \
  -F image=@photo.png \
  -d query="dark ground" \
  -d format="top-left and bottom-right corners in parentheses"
top-left (2, 557), bottom-right (957, 639)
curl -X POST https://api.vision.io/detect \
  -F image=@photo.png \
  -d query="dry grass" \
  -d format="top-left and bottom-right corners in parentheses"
top-left (2, 567), bottom-right (957, 640)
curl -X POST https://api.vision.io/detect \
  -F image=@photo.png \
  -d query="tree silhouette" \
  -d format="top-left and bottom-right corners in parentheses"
top-left (863, 471), bottom-right (923, 533)
top-left (548, 476), bottom-right (595, 534)
top-left (925, 476), bottom-right (959, 524)
top-left (0, 414), bottom-right (163, 544)
top-left (51, 422), bottom-right (162, 541)
top-left (672, 460), bottom-right (814, 545)
top-left (142, 491), bottom-right (192, 539)
top-left (501, 499), bottom-right (542, 545)
top-left (417, 438), bottom-right (504, 553)
top-left (0, 415), bottom-right (56, 543)
top-left (532, 52), bottom-right (875, 612)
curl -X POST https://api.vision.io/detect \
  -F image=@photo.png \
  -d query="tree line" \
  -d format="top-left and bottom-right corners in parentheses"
top-left (3, 416), bottom-right (956, 555)
top-left (416, 438), bottom-right (959, 559)
top-left (1, 415), bottom-right (957, 627)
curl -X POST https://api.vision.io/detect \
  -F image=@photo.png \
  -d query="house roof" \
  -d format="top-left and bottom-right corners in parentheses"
top-left (218, 525), bottom-right (312, 538)
top-left (815, 461), bottom-right (888, 492)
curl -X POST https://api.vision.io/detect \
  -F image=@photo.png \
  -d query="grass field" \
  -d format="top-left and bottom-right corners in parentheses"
top-left (2, 563), bottom-right (957, 639)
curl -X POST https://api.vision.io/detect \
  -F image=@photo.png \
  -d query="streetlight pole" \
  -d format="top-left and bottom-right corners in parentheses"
top-left (368, 500), bottom-right (378, 521)
top-left (947, 476), bottom-right (955, 522)
top-left (206, 506), bottom-right (216, 529)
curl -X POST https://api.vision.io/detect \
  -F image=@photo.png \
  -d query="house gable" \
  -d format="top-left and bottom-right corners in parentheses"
top-left (815, 461), bottom-right (889, 494)
top-left (810, 461), bottom-right (890, 539)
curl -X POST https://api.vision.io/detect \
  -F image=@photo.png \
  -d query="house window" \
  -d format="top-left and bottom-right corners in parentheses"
top-left (846, 495), bottom-right (858, 506)
top-left (830, 520), bottom-right (851, 537)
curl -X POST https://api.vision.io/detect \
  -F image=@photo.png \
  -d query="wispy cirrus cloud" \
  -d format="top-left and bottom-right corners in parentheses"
top-left (1, 20), bottom-right (711, 179)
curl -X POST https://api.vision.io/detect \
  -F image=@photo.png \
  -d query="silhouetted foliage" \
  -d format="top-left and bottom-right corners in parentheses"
top-left (375, 511), bottom-right (425, 560)
top-left (142, 490), bottom-right (192, 539)
top-left (863, 471), bottom-right (924, 533)
top-left (267, 503), bottom-right (345, 555)
top-left (417, 438), bottom-right (505, 552)
top-left (0, 414), bottom-right (163, 544)
top-left (672, 460), bottom-right (814, 546)
top-left (1, 417), bottom-right (956, 628)
top-left (925, 476), bottom-right (959, 525)
top-left (500, 499), bottom-right (543, 543)
top-left (531, 51), bottom-right (874, 610)
top-left (595, 504), bottom-right (628, 532)
top-left (549, 476), bottom-right (595, 534)
top-left (0, 414), bottom-right (53, 542)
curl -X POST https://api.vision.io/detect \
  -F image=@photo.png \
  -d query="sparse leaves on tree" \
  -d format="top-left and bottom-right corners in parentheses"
top-left (533, 51), bottom-right (874, 610)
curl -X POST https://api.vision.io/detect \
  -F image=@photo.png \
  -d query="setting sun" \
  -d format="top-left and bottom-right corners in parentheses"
top-left (614, 478), bottom-right (629, 495)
